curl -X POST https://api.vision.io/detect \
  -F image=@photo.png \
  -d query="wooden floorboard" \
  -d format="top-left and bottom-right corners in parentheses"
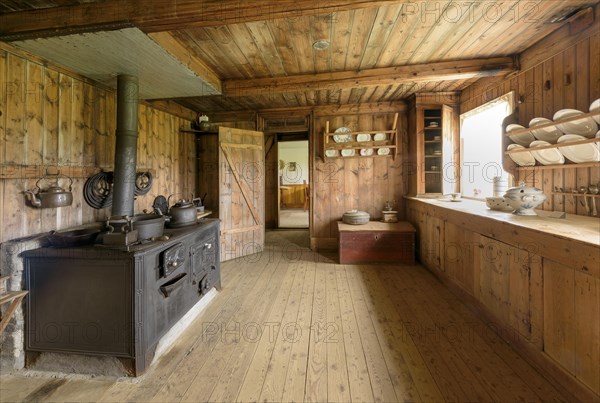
top-left (0, 230), bottom-right (575, 403)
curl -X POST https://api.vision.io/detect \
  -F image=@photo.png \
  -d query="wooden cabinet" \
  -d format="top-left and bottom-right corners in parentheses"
top-left (478, 235), bottom-right (543, 347)
top-left (408, 95), bottom-right (458, 196)
top-left (406, 198), bottom-right (600, 401)
top-left (543, 259), bottom-right (600, 394)
top-left (407, 206), bottom-right (442, 271)
top-left (443, 221), bottom-right (479, 296)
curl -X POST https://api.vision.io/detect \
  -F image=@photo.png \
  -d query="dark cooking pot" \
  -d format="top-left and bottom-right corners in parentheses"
top-left (132, 214), bottom-right (165, 240)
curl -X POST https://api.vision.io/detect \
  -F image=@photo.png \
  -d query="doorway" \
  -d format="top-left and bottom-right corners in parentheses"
top-left (278, 139), bottom-right (309, 228)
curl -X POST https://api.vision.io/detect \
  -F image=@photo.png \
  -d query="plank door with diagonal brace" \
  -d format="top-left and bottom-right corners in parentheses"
top-left (219, 127), bottom-right (265, 262)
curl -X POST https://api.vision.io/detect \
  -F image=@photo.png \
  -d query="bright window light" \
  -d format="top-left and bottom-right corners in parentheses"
top-left (460, 93), bottom-right (513, 199)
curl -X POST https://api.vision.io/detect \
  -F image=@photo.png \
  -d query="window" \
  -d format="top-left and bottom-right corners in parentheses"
top-left (460, 92), bottom-right (514, 199)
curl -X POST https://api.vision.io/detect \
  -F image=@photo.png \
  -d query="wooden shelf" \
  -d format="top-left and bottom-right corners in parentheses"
top-left (551, 192), bottom-right (600, 198)
top-left (425, 171), bottom-right (442, 174)
top-left (425, 155), bottom-right (443, 158)
top-left (180, 129), bottom-right (217, 135)
top-left (515, 161), bottom-right (600, 171)
top-left (324, 140), bottom-right (393, 150)
top-left (324, 129), bottom-right (396, 137)
top-left (323, 112), bottom-right (399, 160)
top-left (505, 110), bottom-right (599, 138)
top-left (506, 137), bottom-right (600, 154)
top-left (424, 140), bottom-right (441, 143)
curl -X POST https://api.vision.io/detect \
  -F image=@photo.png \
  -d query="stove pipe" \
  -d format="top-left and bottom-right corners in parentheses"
top-left (111, 75), bottom-right (139, 217)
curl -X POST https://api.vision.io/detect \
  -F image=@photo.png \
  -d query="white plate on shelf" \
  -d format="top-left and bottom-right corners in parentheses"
top-left (341, 149), bottom-right (355, 157)
top-left (325, 149), bottom-right (338, 158)
top-left (553, 109), bottom-right (597, 138)
top-left (590, 98), bottom-right (600, 124)
top-left (377, 147), bottom-right (390, 156)
top-left (507, 123), bottom-right (535, 147)
top-left (529, 140), bottom-right (565, 165)
top-left (529, 117), bottom-right (563, 143)
top-left (360, 148), bottom-right (374, 156)
top-left (333, 127), bottom-right (352, 143)
top-left (373, 133), bottom-right (386, 141)
top-left (507, 144), bottom-right (536, 166)
top-left (356, 133), bottom-right (371, 142)
top-left (557, 134), bottom-right (600, 163)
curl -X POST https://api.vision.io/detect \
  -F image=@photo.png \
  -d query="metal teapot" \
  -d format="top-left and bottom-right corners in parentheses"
top-left (24, 175), bottom-right (73, 208)
top-left (168, 194), bottom-right (197, 225)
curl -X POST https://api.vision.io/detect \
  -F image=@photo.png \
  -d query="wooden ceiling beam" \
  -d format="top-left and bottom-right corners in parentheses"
top-left (0, 0), bottom-right (405, 41)
top-left (148, 32), bottom-right (222, 93)
top-left (223, 57), bottom-right (518, 97)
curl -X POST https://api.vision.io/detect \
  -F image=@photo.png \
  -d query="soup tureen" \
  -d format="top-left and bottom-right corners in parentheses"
top-left (503, 182), bottom-right (547, 216)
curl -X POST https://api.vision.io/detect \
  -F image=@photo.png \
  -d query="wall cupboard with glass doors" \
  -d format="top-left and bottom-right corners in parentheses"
top-left (407, 94), bottom-right (459, 196)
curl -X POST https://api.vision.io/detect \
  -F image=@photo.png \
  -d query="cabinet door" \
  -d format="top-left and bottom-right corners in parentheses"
top-left (443, 222), bottom-right (479, 296)
top-left (422, 214), bottom-right (443, 271)
top-left (442, 105), bottom-right (456, 194)
top-left (544, 259), bottom-right (600, 394)
top-left (478, 236), bottom-right (542, 347)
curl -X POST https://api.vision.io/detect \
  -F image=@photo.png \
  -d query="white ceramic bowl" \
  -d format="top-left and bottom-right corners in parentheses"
top-left (485, 197), bottom-right (514, 212)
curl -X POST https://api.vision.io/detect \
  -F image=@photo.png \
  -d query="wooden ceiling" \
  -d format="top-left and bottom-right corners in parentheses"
top-left (0, 0), bottom-right (100, 14)
top-left (1, 0), bottom-right (599, 112)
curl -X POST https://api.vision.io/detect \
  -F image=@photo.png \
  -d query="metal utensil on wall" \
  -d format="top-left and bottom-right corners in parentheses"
top-left (579, 186), bottom-right (590, 214)
top-left (589, 184), bottom-right (599, 216)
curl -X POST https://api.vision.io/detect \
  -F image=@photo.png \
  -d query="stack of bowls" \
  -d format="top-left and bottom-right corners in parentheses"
top-left (493, 176), bottom-right (509, 197)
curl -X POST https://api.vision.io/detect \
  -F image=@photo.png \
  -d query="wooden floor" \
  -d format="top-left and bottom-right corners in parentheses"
top-left (0, 230), bottom-right (575, 403)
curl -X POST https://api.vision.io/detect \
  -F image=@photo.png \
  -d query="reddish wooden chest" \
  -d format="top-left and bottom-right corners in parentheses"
top-left (338, 221), bottom-right (416, 264)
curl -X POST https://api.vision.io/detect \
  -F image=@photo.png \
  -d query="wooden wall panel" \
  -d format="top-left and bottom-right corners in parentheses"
top-left (0, 48), bottom-right (195, 244)
top-left (460, 25), bottom-right (600, 217)
top-left (311, 111), bottom-right (407, 248)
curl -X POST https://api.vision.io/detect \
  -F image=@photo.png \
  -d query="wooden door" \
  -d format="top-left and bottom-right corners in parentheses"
top-left (442, 104), bottom-right (456, 194)
top-left (219, 127), bottom-right (265, 262)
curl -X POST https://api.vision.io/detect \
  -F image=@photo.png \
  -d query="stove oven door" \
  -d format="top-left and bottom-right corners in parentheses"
top-left (191, 235), bottom-right (217, 296)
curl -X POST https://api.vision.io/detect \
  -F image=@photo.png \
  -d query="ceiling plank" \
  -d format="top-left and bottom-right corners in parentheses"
top-left (0, 0), bottom-right (406, 41)
top-left (223, 57), bottom-right (518, 97)
top-left (147, 31), bottom-right (222, 93)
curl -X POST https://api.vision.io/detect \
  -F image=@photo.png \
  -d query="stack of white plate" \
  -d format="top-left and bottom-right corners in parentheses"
top-left (493, 176), bottom-right (509, 197)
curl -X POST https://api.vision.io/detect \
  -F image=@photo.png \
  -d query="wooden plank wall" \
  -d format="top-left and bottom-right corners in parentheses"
top-left (311, 111), bottom-right (408, 249)
top-left (460, 16), bottom-right (600, 216)
top-left (0, 47), bottom-right (195, 244)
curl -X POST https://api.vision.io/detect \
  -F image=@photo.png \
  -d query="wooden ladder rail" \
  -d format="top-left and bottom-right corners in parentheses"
top-left (0, 276), bottom-right (28, 334)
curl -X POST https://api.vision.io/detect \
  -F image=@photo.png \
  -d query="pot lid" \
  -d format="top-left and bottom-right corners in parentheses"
top-left (504, 181), bottom-right (544, 196)
top-left (43, 185), bottom-right (69, 194)
top-left (173, 199), bottom-right (194, 208)
top-left (343, 210), bottom-right (370, 217)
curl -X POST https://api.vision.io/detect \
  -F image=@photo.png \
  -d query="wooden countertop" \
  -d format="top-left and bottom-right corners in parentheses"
top-left (405, 197), bottom-right (600, 247)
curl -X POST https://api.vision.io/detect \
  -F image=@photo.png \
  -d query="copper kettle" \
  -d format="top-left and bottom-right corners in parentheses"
top-left (24, 175), bottom-right (73, 208)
